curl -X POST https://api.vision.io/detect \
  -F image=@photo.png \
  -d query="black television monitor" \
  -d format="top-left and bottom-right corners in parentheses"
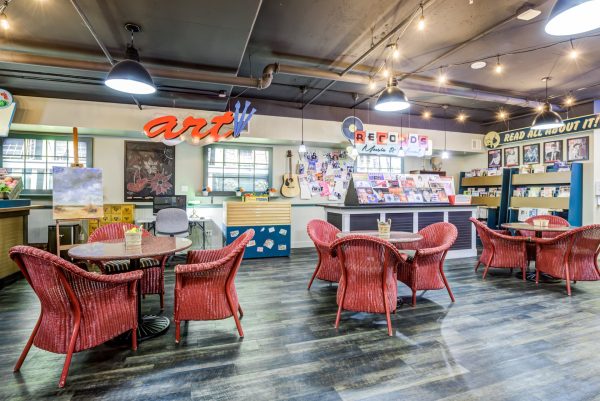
top-left (153, 195), bottom-right (187, 214)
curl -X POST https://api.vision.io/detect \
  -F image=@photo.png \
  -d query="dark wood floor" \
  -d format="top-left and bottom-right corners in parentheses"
top-left (2, 249), bottom-right (600, 401)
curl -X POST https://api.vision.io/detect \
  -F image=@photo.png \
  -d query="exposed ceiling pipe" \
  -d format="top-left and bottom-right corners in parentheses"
top-left (397, 3), bottom-right (527, 82)
top-left (302, 0), bottom-right (440, 108)
top-left (0, 50), bottom-right (278, 89)
top-left (70, 0), bottom-right (141, 109)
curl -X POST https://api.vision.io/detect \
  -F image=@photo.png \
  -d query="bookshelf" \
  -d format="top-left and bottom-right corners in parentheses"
top-left (459, 169), bottom-right (511, 229)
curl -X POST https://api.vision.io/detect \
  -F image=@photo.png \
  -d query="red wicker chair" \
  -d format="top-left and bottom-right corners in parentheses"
top-left (307, 219), bottom-right (341, 289)
top-left (174, 229), bottom-right (254, 343)
top-left (470, 218), bottom-right (510, 272)
top-left (534, 224), bottom-right (600, 296)
top-left (397, 222), bottom-right (457, 306)
top-left (519, 215), bottom-right (569, 265)
top-left (469, 217), bottom-right (529, 280)
top-left (88, 223), bottom-right (168, 310)
top-left (9, 245), bottom-right (142, 388)
top-left (330, 235), bottom-right (403, 336)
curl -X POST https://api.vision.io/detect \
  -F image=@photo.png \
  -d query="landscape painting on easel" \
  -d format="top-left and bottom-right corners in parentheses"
top-left (52, 167), bottom-right (103, 220)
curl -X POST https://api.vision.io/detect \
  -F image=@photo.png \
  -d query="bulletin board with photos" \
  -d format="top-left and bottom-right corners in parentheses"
top-left (346, 173), bottom-right (455, 205)
top-left (296, 150), bottom-right (354, 201)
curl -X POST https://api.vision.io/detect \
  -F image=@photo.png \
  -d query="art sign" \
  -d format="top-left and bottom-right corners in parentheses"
top-left (353, 130), bottom-right (430, 157)
top-left (484, 113), bottom-right (600, 149)
top-left (143, 100), bottom-right (256, 144)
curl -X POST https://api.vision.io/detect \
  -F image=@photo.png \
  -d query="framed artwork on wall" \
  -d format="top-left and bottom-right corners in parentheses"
top-left (503, 146), bottom-right (519, 167)
top-left (543, 140), bottom-right (563, 163)
top-left (124, 141), bottom-right (176, 202)
top-left (567, 136), bottom-right (589, 161)
top-left (488, 149), bottom-right (502, 168)
top-left (522, 143), bottom-right (540, 164)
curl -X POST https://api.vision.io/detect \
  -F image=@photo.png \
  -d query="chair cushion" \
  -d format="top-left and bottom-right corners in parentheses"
top-left (103, 257), bottom-right (160, 274)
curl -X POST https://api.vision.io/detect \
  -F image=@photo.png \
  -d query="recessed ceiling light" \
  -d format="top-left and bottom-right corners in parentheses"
top-left (471, 61), bottom-right (487, 69)
top-left (517, 8), bottom-right (541, 21)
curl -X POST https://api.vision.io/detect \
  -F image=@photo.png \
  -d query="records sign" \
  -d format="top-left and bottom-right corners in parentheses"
top-left (484, 113), bottom-right (600, 149)
top-left (353, 131), bottom-right (430, 156)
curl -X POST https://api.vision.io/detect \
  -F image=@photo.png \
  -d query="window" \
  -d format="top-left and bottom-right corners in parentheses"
top-left (0, 135), bottom-right (93, 195)
top-left (356, 154), bottom-right (403, 174)
top-left (204, 145), bottom-right (272, 194)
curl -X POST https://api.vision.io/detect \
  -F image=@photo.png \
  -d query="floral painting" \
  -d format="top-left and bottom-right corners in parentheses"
top-left (124, 141), bottom-right (175, 201)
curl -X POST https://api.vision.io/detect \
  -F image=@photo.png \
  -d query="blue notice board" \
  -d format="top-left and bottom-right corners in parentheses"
top-left (225, 224), bottom-right (291, 259)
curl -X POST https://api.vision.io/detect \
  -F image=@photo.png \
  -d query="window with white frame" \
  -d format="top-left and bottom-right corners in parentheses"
top-left (203, 145), bottom-right (272, 194)
top-left (356, 154), bottom-right (403, 174)
top-left (0, 135), bottom-right (93, 195)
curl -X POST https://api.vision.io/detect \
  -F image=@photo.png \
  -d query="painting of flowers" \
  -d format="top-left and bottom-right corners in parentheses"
top-left (53, 167), bottom-right (103, 219)
top-left (125, 141), bottom-right (175, 201)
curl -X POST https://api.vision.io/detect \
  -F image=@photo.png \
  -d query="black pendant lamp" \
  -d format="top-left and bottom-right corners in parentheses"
top-left (374, 78), bottom-right (410, 112)
top-left (545, 0), bottom-right (600, 36)
top-left (531, 77), bottom-right (564, 130)
top-left (105, 23), bottom-right (156, 95)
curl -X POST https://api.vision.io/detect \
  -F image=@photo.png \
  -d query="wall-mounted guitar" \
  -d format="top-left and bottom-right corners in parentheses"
top-left (281, 150), bottom-right (300, 197)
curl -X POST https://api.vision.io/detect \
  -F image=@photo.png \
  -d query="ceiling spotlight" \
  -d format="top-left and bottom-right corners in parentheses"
top-left (422, 110), bottom-right (432, 119)
top-left (374, 77), bottom-right (410, 112)
top-left (417, 2), bottom-right (425, 30)
top-left (494, 56), bottom-right (503, 74)
top-left (438, 72), bottom-right (447, 85)
top-left (545, 0), bottom-right (600, 36)
top-left (535, 104), bottom-right (544, 112)
top-left (564, 95), bottom-right (575, 106)
top-left (105, 24), bottom-right (156, 95)
top-left (382, 67), bottom-right (390, 78)
top-left (392, 45), bottom-right (400, 59)
top-left (471, 61), bottom-right (487, 69)
top-left (457, 113), bottom-right (467, 122)
top-left (569, 39), bottom-right (578, 59)
top-left (368, 79), bottom-right (376, 90)
top-left (497, 110), bottom-right (508, 120)
top-left (0, 12), bottom-right (8, 30)
top-left (531, 77), bottom-right (565, 130)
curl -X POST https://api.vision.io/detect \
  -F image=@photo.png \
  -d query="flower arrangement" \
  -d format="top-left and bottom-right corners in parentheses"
top-left (268, 187), bottom-right (278, 197)
top-left (124, 224), bottom-right (144, 248)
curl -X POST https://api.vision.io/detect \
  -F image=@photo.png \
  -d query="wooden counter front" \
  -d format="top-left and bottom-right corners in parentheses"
top-left (0, 205), bottom-right (41, 282)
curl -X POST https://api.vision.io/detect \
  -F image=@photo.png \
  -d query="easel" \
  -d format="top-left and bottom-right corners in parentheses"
top-left (55, 127), bottom-right (95, 257)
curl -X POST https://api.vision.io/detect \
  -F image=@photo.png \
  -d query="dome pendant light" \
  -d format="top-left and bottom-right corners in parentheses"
top-left (531, 77), bottom-right (565, 130)
top-left (545, 0), bottom-right (600, 36)
top-left (105, 23), bottom-right (156, 95)
top-left (374, 77), bottom-right (410, 112)
top-left (298, 87), bottom-right (307, 154)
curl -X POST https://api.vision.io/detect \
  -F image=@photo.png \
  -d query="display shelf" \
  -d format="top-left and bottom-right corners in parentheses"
top-left (471, 197), bottom-right (501, 207)
top-left (510, 197), bottom-right (569, 210)
top-left (461, 175), bottom-right (503, 187)
top-left (511, 171), bottom-right (571, 186)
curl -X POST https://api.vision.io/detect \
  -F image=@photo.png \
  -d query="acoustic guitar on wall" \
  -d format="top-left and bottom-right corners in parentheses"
top-left (281, 150), bottom-right (300, 198)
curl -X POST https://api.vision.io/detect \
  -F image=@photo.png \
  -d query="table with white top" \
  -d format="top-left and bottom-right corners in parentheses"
top-left (136, 215), bottom-right (211, 249)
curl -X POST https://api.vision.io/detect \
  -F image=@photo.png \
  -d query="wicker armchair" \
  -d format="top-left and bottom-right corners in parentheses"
top-left (397, 222), bottom-right (458, 306)
top-left (470, 218), bottom-right (510, 272)
top-left (9, 245), bottom-right (142, 388)
top-left (88, 223), bottom-right (168, 310)
top-left (174, 229), bottom-right (254, 343)
top-left (306, 219), bottom-right (341, 289)
top-left (469, 217), bottom-right (529, 280)
top-left (534, 225), bottom-right (600, 296)
top-left (330, 235), bottom-right (403, 336)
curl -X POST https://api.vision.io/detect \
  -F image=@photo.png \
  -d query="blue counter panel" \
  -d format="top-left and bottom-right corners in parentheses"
top-left (225, 224), bottom-right (291, 259)
top-left (0, 199), bottom-right (31, 208)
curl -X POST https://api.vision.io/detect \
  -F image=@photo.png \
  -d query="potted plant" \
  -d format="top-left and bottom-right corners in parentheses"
top-left (201, 186), bottom-right (211, 196)
top-left (268, 187), bottom-right (278, 197)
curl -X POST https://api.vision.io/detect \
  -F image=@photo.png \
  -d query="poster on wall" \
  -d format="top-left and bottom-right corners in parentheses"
top-left (522, 143), bottom-right (540, 164)
top-left (543, 140), bottom-right (563, 164)
top-left (52, 167), bottom-right (103, 220)
top-left (124, 141), bottom-right (175, 202)
top-left (488, 149), bottom-right (502, 168)
top-left (567, 136), bottom-right (589, 162)
top-left (503, 146), bottom-right (519, 167)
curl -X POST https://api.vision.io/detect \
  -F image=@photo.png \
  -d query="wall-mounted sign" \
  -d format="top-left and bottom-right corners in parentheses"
top-left (341, 116), bottom-right (363, 140)
top-left (143, 100), bottom-right (256, 144)
top-left (353, 131), bottom-right (430, 156)
top-left (485, 113), bottom-right (600, 149)
top-left (0, 89), bottom-right (13, 109)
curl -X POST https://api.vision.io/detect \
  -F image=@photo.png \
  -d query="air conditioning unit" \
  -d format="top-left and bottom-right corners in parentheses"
top-left (0, 102), bottom-right (16, 137)
top-left (471, 138), bottom-right (482, 151)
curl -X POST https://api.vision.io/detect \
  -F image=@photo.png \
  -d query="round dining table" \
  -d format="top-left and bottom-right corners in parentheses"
top-left (336, 230), bottom-right (422, 244)
top-left (501, 222), bottom-right (572, 282)
top-left (69, 236), bottom-right (192, 341)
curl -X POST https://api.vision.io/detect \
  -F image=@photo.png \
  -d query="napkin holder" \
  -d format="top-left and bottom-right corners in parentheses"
top-left (377, 219), bottom-right (392, 239)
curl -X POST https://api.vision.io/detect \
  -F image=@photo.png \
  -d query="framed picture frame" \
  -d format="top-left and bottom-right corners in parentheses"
top-left (522, 143), bottom-right (540, 165)
top-left (543, 140), bottom-right (563, 163)
top-left (503, 146), bottom-right (519, 167)
top-left (567, 136), bottom-right (589, 162)
top-left (124, 141), bottom-right (176, 202)
top-left (488, 149), bottom-right (502, 168)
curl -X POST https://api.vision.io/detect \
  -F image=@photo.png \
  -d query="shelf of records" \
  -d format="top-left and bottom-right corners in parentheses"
top-left (346, 173), bottom-right (455, 205)
top-left (512, 186), bottom-right (570, 198)
top-left (513, 207), bottom-right (558, 222)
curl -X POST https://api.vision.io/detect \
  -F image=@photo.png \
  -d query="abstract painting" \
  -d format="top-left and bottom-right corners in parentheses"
top-left (53, 167), bottom-right (103, 220)
top-left (125, 141), bottom-right (175, 201)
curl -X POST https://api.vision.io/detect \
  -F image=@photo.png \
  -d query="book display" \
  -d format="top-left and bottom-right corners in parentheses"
top-left (344, 173), bottom-right (454, 206)
top-left (458, 168), bottom-right (512, 229)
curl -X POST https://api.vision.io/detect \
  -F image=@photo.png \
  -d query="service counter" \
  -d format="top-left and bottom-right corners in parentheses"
top-left (0, 201), bottom-right (41, 283)
top-left (321, 204), bottom-right (478, 259)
